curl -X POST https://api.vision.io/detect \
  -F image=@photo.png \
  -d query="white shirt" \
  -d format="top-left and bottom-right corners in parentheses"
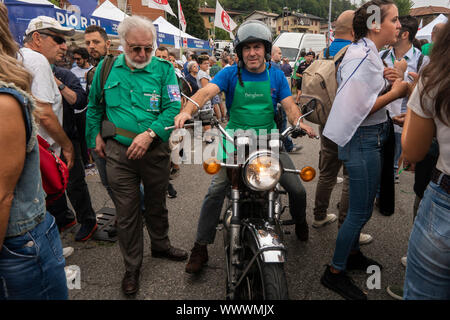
top-left (380, 45), bottom-right (429, 133)
top-left (408, 78), bottom-right (449, 175)
top-left (19, 47), bottom-right (63, 155)
top-left (71, 64), bottom-right (92, 91)
top-left (197, 69), bottom-right (212, 110)
top-left (323, 38), bottom-right (388, 147)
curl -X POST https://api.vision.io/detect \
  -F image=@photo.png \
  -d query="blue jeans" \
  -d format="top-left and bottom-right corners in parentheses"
top-left (331, 122), bottom-right (388, 271)
top-left (404, 180), bottom-right (450, 299)
top-left (196, 152), bottom-right (306, 244)
top-left (0, 213), bottom-right (68, 300)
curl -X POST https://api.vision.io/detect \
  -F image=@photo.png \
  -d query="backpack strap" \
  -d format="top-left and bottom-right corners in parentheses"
top-left (333, 45), bottom-right (350, 67)
top-left (99, 54), bottom-right (118, 105)
top-left (325, 46), bottom-right (331, 59)
top-left (416, 53), bottom-right (424, 72)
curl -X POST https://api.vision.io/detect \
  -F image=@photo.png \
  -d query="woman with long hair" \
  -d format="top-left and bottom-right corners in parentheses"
top-left (321, 0), bottom-right (409, 299)
top-left (401, 21), bottom-right (450, 299)
top-left (0, 3), bottom-right (68, 299)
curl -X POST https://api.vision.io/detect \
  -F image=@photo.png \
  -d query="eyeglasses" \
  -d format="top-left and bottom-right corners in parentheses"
top-left (126, 40), bottom-right (153, 54)
top-left (38, 32), bottom-right (66, 45)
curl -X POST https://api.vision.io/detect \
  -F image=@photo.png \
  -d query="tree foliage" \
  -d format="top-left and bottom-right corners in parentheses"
top-left (394, 0), bottom-right (414, 16)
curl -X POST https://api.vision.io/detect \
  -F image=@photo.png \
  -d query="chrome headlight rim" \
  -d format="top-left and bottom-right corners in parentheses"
top-left (242, 150), bottom-right (282, 191)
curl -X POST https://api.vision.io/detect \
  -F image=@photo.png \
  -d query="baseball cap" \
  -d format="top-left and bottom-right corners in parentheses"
top-left (25, 16), bottom-right (75, 36)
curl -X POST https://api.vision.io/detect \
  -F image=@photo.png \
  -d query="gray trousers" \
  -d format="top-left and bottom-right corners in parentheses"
top-left (105, 139), bottom-right (171, 272)
top-left (314, 125), bottom-right (349, 224)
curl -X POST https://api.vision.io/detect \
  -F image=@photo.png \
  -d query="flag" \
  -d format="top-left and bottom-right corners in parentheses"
top-left (418, 19), bottom-right (423, 30)
top-left (142, 0), bottom-right (177, 17)
top-left (178, 0), bottom-right (186, 33)
top-left (214, 0), bottom-right (237, 38)
top-left (329, 26), bottom-right (334, 42)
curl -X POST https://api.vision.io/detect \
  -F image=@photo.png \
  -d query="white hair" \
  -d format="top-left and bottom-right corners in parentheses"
top-left (117, 15), bottom-right (156, 45)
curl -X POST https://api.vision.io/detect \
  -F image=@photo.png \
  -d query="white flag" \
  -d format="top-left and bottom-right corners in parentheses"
top-left (142, 0), bottom-right (176, 17)
top-left (418, 19), bottom-right (423, 30)
top-left (178, 0), bottom-right (186, 33)
top-left (214, 0), bottom-right (237, 37)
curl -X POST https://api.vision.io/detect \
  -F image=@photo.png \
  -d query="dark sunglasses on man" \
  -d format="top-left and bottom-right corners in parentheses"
top-left (126, 40), bottom-right (153, 54)
top-left (38, 31), bottom-right (66, 44)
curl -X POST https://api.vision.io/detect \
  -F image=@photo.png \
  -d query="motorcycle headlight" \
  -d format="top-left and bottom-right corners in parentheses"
top-left (243, 152), bottom-right (281, 191)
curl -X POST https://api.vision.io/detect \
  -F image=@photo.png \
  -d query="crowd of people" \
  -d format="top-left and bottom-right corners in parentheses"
top-left (0, 0), bottom-right (448, 300)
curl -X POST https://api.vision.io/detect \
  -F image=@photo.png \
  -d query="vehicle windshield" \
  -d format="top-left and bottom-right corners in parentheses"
top-left (279, 47), bottom-right (299, 61)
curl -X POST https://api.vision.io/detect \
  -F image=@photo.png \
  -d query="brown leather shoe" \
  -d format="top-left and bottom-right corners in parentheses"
top-left (185, 243), bottom-right (208, 274)
top-left (122, 271), bottom-right (139, 296)
top-left (151, 246), bottom-right (188, 261)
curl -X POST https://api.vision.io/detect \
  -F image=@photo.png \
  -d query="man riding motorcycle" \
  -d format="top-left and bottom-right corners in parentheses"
top-left (174, 20), bottom-right (317, 274)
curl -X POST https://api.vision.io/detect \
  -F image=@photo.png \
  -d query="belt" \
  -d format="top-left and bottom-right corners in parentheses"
top-left (430, 167), bottom-right (450, 194)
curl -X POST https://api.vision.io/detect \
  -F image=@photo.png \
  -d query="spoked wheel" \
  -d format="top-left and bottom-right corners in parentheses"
top-left (232, 230), bottom-right (289, 300)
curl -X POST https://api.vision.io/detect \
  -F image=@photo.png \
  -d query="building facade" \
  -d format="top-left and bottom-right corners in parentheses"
top-left (243, 10), bottom-right (279, 35)
top-left (276, 12), bottom-right (324, 35)
top-left (410, 5), bottom-right (450, 26)
top-left (198, 7), bottom-right (242, 39)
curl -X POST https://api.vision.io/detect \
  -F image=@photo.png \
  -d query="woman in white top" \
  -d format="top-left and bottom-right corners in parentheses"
top-left (321, 0), bottom-right (409, 300)
top-left (401, 21), bottom-right (450, 300)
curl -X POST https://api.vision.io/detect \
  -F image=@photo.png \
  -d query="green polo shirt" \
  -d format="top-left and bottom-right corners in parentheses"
top-left (421, 43), bottom-right (432, 56)
top-left (86, 54), bottom-right (181, 148)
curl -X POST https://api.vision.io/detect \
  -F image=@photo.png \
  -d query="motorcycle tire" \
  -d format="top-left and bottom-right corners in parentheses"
top-left (232, 228), bottom-right (289, 300)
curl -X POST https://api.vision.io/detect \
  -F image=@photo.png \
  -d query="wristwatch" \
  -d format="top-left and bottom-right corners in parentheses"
top-left (58, 83), bottom-right (66, 91)
top-left (146, 128), bottom-right (157, 139)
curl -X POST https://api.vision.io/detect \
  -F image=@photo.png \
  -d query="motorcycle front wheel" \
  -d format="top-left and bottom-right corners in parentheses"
top-left (231, 229), bottom-right (289, 300)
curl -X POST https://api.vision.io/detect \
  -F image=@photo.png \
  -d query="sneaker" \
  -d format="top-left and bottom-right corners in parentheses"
top-left (312, 214), bottom-right (337, 228)
top-left (185, 243), bottom-right (208, 274)
top-left (288, 145), bottom-right (303, 153)
top-left (59, 218), bottom-right (76, 233)
top-left (387, 285), bottom-right (404, 300)
top-left (336, 177), bottom-right (344, 184)
top-left (75, 220), bottom-right (98, 242)
top-left (347, 250), bottom-right (383, 271)
top-left (63, 247), bottom-right (74, 258)
top-left (295, 221), bottom-right (309, 241)
top-left (167, 183), bottom-right (177, 198)
top-left (401, 256), bottom-right (407, 268)
top-left (320, 265), bottom-right (367, 300)
top-left (359, 233), bottom-right (373, 245)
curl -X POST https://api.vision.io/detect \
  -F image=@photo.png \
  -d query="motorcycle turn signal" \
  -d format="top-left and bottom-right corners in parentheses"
top-left (300, 166), bottom-right (316, 182)
top-left (203, 158), bottom-right (221, 175)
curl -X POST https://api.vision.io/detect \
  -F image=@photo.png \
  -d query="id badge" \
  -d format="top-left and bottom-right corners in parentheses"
top-left (145, 90), bottom-right (160, 112)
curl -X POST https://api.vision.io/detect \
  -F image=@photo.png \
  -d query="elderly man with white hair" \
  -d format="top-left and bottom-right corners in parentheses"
top-left (85, 15), bottom-right (187, 296)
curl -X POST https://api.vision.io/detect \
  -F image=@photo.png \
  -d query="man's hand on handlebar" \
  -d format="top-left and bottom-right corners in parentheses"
top-left (174, 111), bottom-right (193, 129)
top-left (299, 122), bottom-right (317, 138)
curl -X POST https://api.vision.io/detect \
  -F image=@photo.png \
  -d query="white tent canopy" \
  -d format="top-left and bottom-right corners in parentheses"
top-left (91, 0), bottom-right (128, 21)
top-left (153, 16), bottom-right (198, 40)
top-left (15, 0), bottom-right (59, 8)
top-left (416, 14), bottom-right (448, 42)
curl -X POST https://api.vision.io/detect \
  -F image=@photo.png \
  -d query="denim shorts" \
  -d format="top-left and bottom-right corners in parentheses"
top-left (0, 212), bottom-right (68, 300)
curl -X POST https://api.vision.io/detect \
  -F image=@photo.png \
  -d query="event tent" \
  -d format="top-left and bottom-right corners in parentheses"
top-left (91, 0), bottom-right (128, 22)
top-left (416, 14), bottom-right (448, 42)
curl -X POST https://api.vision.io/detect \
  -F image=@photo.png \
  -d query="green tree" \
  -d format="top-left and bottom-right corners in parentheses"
top-left (167, 0), bottom-right (208, 40)
top-left (394, 0), bottom-right (414, 16)
top-left (48, 0), bottom-right (60, 6)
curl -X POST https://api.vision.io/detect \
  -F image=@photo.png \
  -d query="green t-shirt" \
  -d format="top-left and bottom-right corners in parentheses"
top-left (210, 64), bottom-right (222, 78)
top-left (291, 57), bottom-right (305, 79)
top-left (86, 54), bottom-right (181, 148)
top-left (421, 43), bottom-right (433, 56)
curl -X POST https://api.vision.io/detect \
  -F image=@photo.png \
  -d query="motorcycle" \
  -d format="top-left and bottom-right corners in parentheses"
top-left (167, 77), bottom-right (318, 300)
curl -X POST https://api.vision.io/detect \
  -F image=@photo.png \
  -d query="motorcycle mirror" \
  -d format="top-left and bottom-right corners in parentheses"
top-left (299, 166), bottom-right (316, 182)
top-left (203, 158), bottom-right (221, 175)
top-left (301, 98), bottom-right (317, 115)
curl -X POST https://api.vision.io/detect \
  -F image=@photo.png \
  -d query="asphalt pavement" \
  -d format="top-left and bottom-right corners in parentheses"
top-left (63, 121), bottom-right (416, 300)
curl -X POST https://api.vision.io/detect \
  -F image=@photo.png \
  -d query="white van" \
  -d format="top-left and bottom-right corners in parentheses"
top-left (272, 32), bottom-right (326, 67)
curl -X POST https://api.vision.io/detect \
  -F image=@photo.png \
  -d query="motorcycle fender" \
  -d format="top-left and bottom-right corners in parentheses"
top-left (245, 224), bottom-right (286, 263)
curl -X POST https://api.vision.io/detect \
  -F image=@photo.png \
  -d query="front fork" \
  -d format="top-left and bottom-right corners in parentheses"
top-left (229, 188), bottom-right (241, 286)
